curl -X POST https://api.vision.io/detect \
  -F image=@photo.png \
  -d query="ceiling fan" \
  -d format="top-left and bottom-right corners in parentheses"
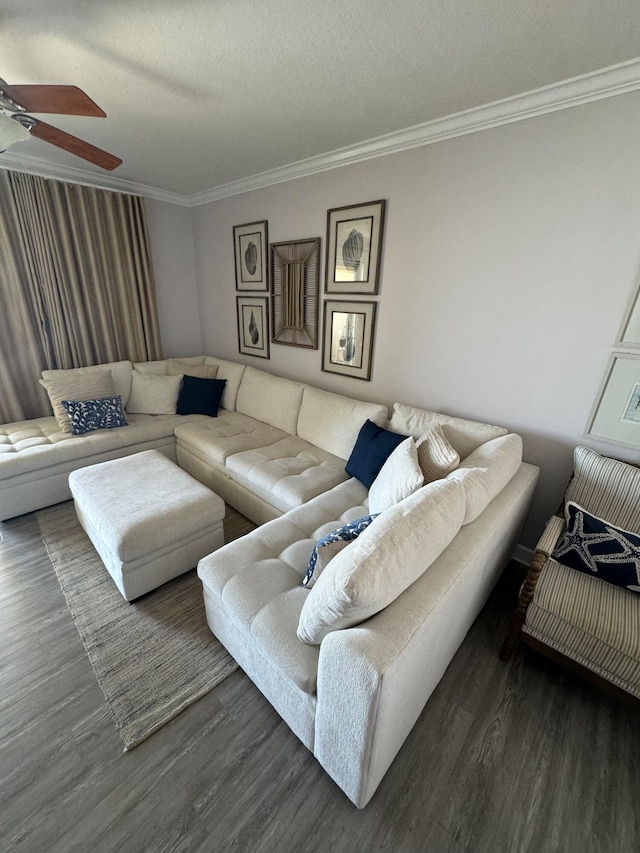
top-left (0, 79), bottom-right (122, 171)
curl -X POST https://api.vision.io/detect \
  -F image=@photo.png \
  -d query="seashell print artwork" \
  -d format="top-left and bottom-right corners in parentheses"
top-left (244, 241), bottom-right (258, 276)
top-left (342, 229), bottom-right (364, 272)
top-left (248, 310), bottom-right (260, 345)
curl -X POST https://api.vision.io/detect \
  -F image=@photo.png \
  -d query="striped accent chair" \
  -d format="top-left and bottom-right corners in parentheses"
top-left (501, 446), bottom-right (640, 702)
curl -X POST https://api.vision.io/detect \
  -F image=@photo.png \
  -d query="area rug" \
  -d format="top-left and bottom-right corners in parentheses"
top-left (37, 500), bottom-right (256, 751)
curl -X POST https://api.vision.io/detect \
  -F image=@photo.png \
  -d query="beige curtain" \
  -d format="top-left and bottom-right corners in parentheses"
top-left (0, 170), bottom-right (163, 422)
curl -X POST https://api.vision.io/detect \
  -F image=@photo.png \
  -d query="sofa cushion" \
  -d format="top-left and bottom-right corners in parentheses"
top-left (345, 420), bottom-right (408, 488)
top-left (168, 358), bottom-right (219, 380)
top-left (174, 412), bottom-right (288, 466)
top-left (565, 446), bottom-right (640, 533)
top-left (368, 437), bottom-right (424, 515)
top-left (40, 370), bottom-right (117, 434)
top-left (297, 386), bottom-right (388, 460)
top-left (297, 478), bottom-right (466, 644)
top-left (203, 357), bottom-right (246, 412)
top-left (236, 366), bottom-right (305, 435)
top-left (41, 360), bottom-right (133, 409)
top-left (62, 395), bottom-right (128, 435)
top-left (552, 501), bottom-right (640, 595)
top-left (126, 371), bottom-right (182, 415)
top-left (446, 433), bottom-right (523, 524)
top-left (177, 376), bottom-right (226, 417)
top-left (225, 435), bottom-right (350, 513)
top-left (304, 514), bottom-right (379, 588)
top-left (389, 402), bottom-right (508, 460)
top-left (197, 478), bottom-right (369, 695)
top-left (415, 425), bottom-right (460, 483)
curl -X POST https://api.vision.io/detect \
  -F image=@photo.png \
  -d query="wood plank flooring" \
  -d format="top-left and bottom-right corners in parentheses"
top-left (1, 510), bottom-right (638, 853)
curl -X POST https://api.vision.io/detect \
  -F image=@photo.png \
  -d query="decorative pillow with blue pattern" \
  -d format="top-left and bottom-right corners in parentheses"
top-left (303, 514), bottom-right (379, 588)
top-left (62, 395), bottom-right (128, 436)
top-left (552, 501), bottom-right (640, 595)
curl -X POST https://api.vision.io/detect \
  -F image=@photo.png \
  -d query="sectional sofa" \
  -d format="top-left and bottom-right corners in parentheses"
top-left (0, 355), bottom-right (539, 807)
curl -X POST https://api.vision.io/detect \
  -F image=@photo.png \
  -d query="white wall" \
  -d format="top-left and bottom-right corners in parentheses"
top-left (145, 198), bottom-right (202, 356)
top-left (189, 92), bottom-right (640, 547)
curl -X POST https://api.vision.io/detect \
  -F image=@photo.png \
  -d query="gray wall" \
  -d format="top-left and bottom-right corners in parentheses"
top-left (145, 199), bottom-right (202, 357)
top-left (154, 91), bottom-right (640, 547)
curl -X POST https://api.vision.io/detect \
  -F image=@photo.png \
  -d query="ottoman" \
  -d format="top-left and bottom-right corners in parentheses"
top-left (68, 449), bottom-right (225, 601)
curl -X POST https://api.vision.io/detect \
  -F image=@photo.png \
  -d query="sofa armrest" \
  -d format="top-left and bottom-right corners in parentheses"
top-left (314, 462), bottom-right (539, 808)
top-left (314, 565), bottom-right (483, 809)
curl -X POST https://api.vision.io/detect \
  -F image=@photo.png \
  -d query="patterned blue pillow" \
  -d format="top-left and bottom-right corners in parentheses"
top-left (62, 395), bottom-right (128, 436)
top-left (303, 514), bottom-right (379, 588)
top-left (552, 501), bottom-right (640, 595)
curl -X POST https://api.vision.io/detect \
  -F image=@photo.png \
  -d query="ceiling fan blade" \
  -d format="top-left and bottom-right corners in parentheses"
top-left (2, 84), bottom-right (106, 117)
top-left (29, 120), bottom-right (122, 171)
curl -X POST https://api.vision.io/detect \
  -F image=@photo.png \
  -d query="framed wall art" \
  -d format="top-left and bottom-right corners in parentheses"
top-left (616, 274), bottom-right (640, 347)
top-left (325, 200), bottom-right (386, 294)
top-left (322, 299), bottom-right (377, 381)
top-left (270, 237), bottom-right (320, 348)
top-left (586, 352), bottom-right (640, 448)
top-left (233, 220), bottom-right (269, 291)
top-left (236, 296), bottom-right (270, 359)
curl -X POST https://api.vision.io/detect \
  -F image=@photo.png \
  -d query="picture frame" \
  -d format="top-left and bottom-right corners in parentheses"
top-left (586, 352), bottom-right (640, 448)
top-left (233, 220), bottom-right (269, 291)
top-left (322, 300), bottom-right (377, 381)
top-left (325, 200), bottom-right (386, 294)
top-left (616, 274), bottom-right (640, 347)
top-left (236, 296), bottom-right (270, 359)
top-left (270, 237), bottom-right (320, 349)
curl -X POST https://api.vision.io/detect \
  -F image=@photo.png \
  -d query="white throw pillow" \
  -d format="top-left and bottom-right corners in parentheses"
top-left (446, 433), bottom-right (523, 524)
top-left (415, 425), bottom-right (460, 483)
top-left (368, 437), bottom-right (424, 515)
top-left (39, 371), bottom-right (116, 433)
top-left (297, 478), bottom-right (466, 644)
top-left (126, 371), bottom-right (182, 415)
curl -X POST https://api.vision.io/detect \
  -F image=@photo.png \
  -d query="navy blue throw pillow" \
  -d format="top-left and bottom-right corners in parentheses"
top-left (62, 396), bottom-right (127, 435)
top-left (177, 376), bottom-right (226, 416)
top-left (345, 419), bottom-right (408, 488)
top-left (552, 501), bottom-right (640, 595)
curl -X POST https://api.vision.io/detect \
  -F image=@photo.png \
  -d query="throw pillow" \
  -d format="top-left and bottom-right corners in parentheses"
top-left (168, 358), bottom-right (219, 380)
top-left (126, 371), bottom-right (182, 415)
top-left (368, 437), bottom-right (424, 515)
top-left (415, 425), bottom-right (460, 483)
top-left (177, 376), bottom-right (227, 416)
top-left (62, 396), bottom-right (128, 436)
top-left (552, 501), bottom-right (640, 595)
top-left (40, 371), bottom-right (116, 433)
top-left (345, 419), bottom-right (408, 488)
top-left (297, 478), bottom-right (466, 645)
top-left (303, 514), bottom-right (379, 588)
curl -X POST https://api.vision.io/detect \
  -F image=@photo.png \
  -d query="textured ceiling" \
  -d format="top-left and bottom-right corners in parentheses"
top-left (1, 0), bottom-right (640, 198)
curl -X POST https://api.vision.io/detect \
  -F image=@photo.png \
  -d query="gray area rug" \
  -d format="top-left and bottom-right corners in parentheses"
top-left (37, 500), bottom-right (256, 751)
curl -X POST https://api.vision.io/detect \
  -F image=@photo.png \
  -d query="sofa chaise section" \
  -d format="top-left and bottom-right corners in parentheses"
top-left (197, 416), bottom-right (539, 807)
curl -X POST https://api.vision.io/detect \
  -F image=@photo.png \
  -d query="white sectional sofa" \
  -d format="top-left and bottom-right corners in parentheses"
top-left (0, 354), bottom-right (539, 808)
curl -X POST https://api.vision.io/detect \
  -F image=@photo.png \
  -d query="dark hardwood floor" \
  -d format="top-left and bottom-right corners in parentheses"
top-left (1, 511), bottom-right (638, 853)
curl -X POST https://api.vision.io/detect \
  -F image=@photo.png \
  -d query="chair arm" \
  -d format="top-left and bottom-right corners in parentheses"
top-left (499, 513), bottom-right (565, 661)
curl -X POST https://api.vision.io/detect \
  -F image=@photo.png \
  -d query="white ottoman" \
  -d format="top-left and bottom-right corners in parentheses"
top-left (68, 450), bottom-right (225, 601)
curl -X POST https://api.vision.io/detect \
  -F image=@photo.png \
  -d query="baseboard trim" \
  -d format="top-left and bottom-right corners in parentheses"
top-left (513, 543), bottom-right (535, 566)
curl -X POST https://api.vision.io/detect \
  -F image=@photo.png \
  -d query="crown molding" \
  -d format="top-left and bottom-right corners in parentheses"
top-left (0, 152), bottom-right (190, 205)
top-left (1, 58), bottom-right (639, 207)
top-left (188, 57), bottom-right (640, 205)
